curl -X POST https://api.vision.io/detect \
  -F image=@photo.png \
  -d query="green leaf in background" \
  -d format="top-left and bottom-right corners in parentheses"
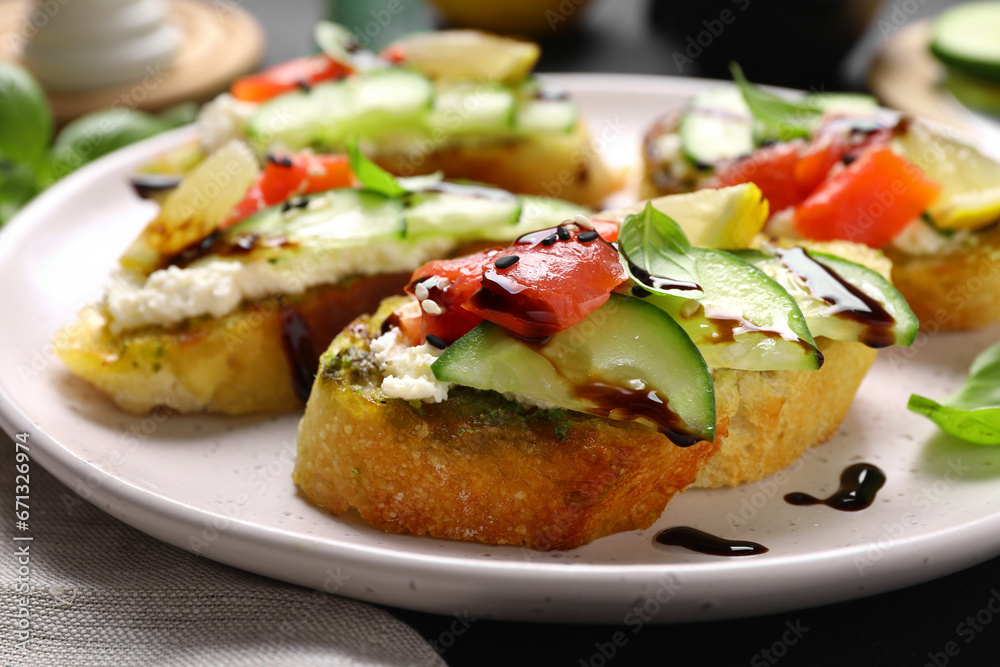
top-left (908, 340), bottom-right (1000, 444)
top-left (49, 108), bottom-right (179, 177)
top-left (0, 161), bottom-right (40, 225)
top-left (616, 202), bottom-right (704, 298)
top-left (0, 61), bottom-right (53, 167)
top-left (730, 62), bottom-right (821, 143)
top-left (155, 102), bottom-right (198, 129)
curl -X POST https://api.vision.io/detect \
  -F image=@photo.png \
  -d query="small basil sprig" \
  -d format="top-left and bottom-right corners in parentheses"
top-left (909, 341), bottom-right (1000, 444)
top-left (617, 203), bottom-right (818, 367)
top-left (617, 202), bottom-right (704, 298)
top-left (347, 138), bottom-right (442, 196)
top-left (730, 62), bottom-right (822, 143)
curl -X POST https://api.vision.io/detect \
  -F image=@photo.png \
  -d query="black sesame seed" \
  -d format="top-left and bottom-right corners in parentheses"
top-left (291, 196), bottom-right (309, 208)
top-left (296, 79), bottom-right (312, 92)
top-left (267, 154), bottom-right (293, 168)
top-left (556, 225), bottom-right (570, 241)
top-left (578, 231), bottom-right (600, 243)
top-left (541, 233), bottom-right (558, 246)
top-left (495, 255), bottom-right (519, 269)
top-left (631, 285), bottom-right (652, 298)
top-left (842, 154), bottom-right (857, 166)
top-left (281, 201), bottom-right (294, 213)
top-left (425, 334), bottom-right (446, 350)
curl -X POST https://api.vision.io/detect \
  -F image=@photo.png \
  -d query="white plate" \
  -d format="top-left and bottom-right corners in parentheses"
top-left (3, 74), bottom-right (1000, 624)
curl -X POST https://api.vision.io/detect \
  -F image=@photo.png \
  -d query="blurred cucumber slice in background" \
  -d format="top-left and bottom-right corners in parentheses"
top-left (931, 2), bottom-right (1000, 84)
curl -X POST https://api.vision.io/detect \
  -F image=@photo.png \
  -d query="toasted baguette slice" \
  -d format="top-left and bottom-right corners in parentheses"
top-left (883, 224), bottom-right (1000, 331)
top-left (372, 122), bottom-right (622, 209)
top-left (697, 339), bottom-right (876, 488)
top-left (640, 115), bottom-right (1000, 332)
top-left (54, 272), bottom-right (409, 415)
top-left (294, 298), bottom-right (876, 549)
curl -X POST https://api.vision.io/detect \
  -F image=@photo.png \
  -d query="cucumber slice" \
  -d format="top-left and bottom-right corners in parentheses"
top-left (404, 184), bottom-right (521, 238)
top-left (516, 97), bottom-right (578, 134)
top-left (428, 82), bottom-right (515, 134)
top-left (932, 2), bottom-right (1000, 84)
top-left (808, 93), bottom-right (879, 115)
top-left (247, 90), bottom-right (321, 151)
top-left (641, 250), bottom-right (821, 371)
top-left (491, 195), bottom-right (587, 241)
top-left (208, 189), bottom-right (404, 263)
top-left (678, 86), bottom-right (879, 168)
top-left (733, 247), bottom-right (918, 348)
top-left (432, 293), bottom-right (715, 445)
top-left (247, 70), bottom-right (433, 152)
top-left (339, 69), bottom-right (434, 139)
top-left (679, 88), bottom-right (754, 167)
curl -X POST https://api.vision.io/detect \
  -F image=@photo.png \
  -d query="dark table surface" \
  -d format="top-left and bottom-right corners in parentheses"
top-left (242, 1), bottom-right (1000, 664)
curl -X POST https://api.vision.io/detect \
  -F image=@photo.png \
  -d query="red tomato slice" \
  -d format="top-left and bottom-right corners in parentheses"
top-left (406, 248), bottom-right (503, 345)
top-left (794, 145), bottom-right (941, 248)
top-left (794, 118), bottom-right (893, 195)
top-left (230, 55), bottom-right (351, 103)
top-left (711, 143), bottom-right (805, 213)
top-left (591, 218), bottom-right (619, 242)
top-left (223, 153), bottom-right (353, 228)
top-left (463, 226), bottom-right (629, 339)
top-left (794, 134), bottom-right (845, 196)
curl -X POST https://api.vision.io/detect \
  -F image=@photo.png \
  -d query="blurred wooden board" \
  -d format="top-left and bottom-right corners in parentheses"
top-left (0, 0), bottom-right (264, 124)
top-left (868, 19), bottom-right (975, 132)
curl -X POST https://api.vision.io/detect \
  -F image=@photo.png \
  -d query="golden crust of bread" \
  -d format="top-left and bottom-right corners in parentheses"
top-left (53, 272), bottom-right (410, 414)
top-left (293, 299), bottom-right (876, 549)
top-left (373, 122), bottom-right (622, 209)
top-left (884, 224), bottom-right (1000, 331)
top-left (294, 298), bottom-right (722, 551)
top-left (695, 338), bottom-right (877, 488)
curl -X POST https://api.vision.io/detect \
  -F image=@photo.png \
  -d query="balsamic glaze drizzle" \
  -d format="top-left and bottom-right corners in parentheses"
top-left (654, 526), bottom-right (768, 556)
top-left (784, 463), bottom-right (886, 511)
top-left (279, 306), bottom-right (321, 402)
top-left (776, 247), bottom-right (897, 348)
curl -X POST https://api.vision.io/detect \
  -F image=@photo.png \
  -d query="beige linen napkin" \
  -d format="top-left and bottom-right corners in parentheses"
top-left (0, 432), bottom-right (445, 667)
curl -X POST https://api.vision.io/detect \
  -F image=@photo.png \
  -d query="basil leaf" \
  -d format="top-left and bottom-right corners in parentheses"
top-left (617, 202), bottom-right (704, 298)
top-left (908, 340), bottom-right (1000, 444)
top-left (347, 138), bottom-right (442, 196)
top-left (618, 203), bottom-right (819, 368)
top-left (347, 138), bottom-right (406, 196)
top-left (730, 62), bottom-right (821, 142)
top-left (0, 61), bottom-right (53, 167)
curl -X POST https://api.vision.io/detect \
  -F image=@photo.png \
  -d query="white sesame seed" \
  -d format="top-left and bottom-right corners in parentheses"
top-left (572, 214), bottom-right (594, 229)
top-left (436, 276), bottom-right (451, 290)
top-left (421, 299), bottom-right (443, 315)
top-left (414, 283), bottom-right (429, 300)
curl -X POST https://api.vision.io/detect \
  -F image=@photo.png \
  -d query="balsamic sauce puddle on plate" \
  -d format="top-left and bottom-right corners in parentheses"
top-left (784, 463), bottom-right (886, 511)
top-left (654, 463), bottom-right (887, 556)
top-left (654, 526), bottom-right (768, 556)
